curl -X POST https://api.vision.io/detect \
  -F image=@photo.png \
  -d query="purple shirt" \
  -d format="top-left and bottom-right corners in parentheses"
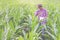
top-left (35, 9), bottom-right (48, 20)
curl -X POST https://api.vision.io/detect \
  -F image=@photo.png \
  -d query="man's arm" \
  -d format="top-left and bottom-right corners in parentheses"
top-left (44, 10), bottom-right (48, 19)
top-left (38, 12), bottom-right (42, 16)
top-left (35, 10), bottom-right (39, 16)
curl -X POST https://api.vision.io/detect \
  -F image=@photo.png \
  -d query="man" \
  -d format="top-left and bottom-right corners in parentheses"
top-left (34, 4), bottom-right (48, 40)
top-left (35, 4), bottom-right (48, 26)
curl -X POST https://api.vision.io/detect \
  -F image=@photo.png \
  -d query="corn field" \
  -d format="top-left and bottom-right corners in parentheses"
top-left (0, 0), bottom-right (60, 40)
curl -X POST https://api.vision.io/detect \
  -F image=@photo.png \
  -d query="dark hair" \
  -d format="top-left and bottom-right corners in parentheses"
top-left (38, 4), bottom-right (42, 7)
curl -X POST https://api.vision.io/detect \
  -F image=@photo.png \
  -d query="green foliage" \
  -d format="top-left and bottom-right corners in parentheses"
top-left (0, 0), bottom-right (60, 40)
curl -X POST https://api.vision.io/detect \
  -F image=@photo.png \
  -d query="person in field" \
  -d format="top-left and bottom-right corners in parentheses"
top-left (35, 4), bottom-right (48, 26)
top-left (35, 4), bottom-right (48, 40)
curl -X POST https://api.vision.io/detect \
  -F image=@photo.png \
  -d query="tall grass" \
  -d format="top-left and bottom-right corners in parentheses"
top-left (0, 0), bottom-right (60, 40)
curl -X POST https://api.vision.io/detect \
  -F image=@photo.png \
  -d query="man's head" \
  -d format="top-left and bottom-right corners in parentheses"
top-left (37, 4), bottom-right (43, 10)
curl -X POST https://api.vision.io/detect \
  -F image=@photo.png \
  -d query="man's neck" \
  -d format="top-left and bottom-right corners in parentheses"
top-left (39, 8), bottom-right (43, 10)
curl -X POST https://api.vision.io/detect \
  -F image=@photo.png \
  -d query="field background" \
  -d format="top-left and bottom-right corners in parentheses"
top-left (0, 0), bottom-right (60, 40)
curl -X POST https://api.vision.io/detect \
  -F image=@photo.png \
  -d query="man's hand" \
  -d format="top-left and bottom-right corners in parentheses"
top-left (39, 17), bottom-right (47, 22)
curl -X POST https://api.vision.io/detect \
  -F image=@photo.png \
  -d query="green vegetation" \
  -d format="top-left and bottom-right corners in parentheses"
top-left (0, 0), bottom-right (60, 40)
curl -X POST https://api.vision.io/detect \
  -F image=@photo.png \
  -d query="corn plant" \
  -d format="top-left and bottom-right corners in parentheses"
top-left (0, 0), bottom-right (60, 40)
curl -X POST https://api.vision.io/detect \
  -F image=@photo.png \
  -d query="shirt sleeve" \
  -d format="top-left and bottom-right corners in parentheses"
top-left (44, 10), bottom-right (48, 17)
top-left (46, 10), bottom-right (48, 17)
top-left (34, 10), bottom-right (38, 16)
